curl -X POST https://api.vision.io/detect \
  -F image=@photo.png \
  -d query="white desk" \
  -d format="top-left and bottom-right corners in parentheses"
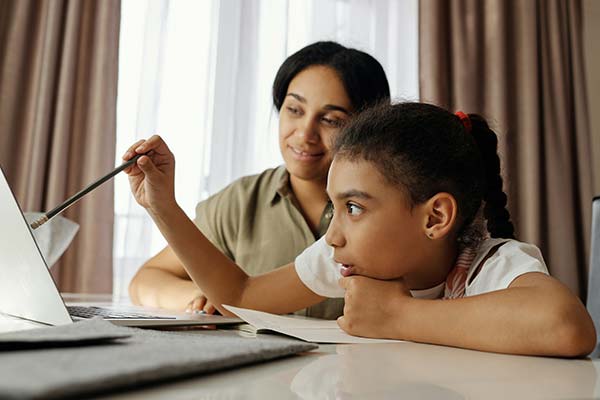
top-left (1, 295), bottom-right (599, 399)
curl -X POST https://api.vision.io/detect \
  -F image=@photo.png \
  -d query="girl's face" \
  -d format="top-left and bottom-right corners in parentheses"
top-left (279, 66), bottom-right (353, 184)
top-left (325, 158), bottom-right (432, 282)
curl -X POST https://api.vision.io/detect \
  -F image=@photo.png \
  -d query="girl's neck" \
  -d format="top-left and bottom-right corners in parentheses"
top-left (404, 241), bottom-right (459, 290)
top-left (289, 174), bottom-right (329, 234)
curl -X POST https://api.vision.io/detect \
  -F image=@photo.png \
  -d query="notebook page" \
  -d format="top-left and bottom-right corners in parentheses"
top-left (223, 305), bottom-right (402, 344)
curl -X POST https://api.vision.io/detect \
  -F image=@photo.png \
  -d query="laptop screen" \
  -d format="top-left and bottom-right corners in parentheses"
top-left (0, 166), bottom-right (72, 325)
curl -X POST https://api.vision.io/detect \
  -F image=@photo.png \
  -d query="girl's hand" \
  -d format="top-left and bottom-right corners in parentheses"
top-left (122, 135), bottom-right (176, 214)
top-left (337, 275), bottom-right (412, 339)
top-left (185, 294), bottom-right (217, 315)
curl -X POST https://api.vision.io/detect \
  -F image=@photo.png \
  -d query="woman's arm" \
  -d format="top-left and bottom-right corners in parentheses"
top-left (128, 246), bottom-right (202, 311)
top-left (339, 272), bottom-right (596, 357)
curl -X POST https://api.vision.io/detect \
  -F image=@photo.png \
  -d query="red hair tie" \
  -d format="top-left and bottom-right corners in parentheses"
top-left (455, 111), bottom-right (472, 133)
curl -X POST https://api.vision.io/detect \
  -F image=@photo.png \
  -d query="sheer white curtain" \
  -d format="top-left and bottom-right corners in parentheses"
top-left (113, 0), bottom-right (419, 299)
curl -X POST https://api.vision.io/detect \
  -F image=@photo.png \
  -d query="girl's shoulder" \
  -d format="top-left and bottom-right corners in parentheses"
top-left (465, 238), bottom-right (549, 297)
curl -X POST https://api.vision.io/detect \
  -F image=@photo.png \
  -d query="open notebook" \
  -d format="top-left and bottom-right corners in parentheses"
top-left (224, 305), bottom-right (402, 344)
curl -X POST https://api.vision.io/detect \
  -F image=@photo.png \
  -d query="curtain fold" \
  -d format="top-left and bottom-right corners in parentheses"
top-left (420, 0), bottom-right (593, 298)
top-left (0, 0), bottom-right (120, 293)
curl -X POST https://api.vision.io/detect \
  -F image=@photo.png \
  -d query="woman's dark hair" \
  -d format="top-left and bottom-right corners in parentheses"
top-left (272, 41), bottom-right (390, 112)
top-left (333, 102), bottom-right (515, 246)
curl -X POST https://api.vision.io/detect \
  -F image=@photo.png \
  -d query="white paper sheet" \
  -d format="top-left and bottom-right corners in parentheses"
top-left (223, 305), bottom-right (402, 344)
top-left (24, 212), bottom-right (79, 268)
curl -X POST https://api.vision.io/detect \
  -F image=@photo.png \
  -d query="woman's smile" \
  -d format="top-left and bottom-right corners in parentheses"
top-left (287, 145), bottom-right (325, 162)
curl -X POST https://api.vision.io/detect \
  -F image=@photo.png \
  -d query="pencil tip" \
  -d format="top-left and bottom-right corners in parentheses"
top-left (30, 215), bottom-right (48, 230)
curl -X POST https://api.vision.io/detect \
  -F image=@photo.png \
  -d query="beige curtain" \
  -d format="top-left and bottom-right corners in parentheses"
top-left (420, 0), bottom-right (593, 298)
top-left (0, 0), bottom-right (120, 293)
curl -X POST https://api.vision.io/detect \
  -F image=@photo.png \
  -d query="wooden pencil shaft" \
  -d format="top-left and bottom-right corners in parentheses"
top-left (45, 154), bottom-right (142, 220)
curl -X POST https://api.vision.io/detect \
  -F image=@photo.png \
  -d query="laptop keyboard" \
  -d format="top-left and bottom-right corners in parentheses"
top-left (67, 306), bottom-right (175, 320)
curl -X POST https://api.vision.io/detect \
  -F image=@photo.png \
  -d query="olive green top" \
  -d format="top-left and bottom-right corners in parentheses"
top-left (194, 166), bottom-right (343, 319)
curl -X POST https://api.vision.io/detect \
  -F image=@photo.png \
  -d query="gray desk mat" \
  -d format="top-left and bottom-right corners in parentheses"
top-left (0, 319), bottom-right (129, 350)
top-left (0, 319), bottom-right (317, 399)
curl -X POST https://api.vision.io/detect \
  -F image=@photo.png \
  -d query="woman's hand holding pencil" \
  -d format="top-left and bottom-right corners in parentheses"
top-left (122, 135), bottom-right (177, 215)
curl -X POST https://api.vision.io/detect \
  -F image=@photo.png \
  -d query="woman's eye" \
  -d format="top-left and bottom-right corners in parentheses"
top-left (286, 106), bottom-right (301, 115)
top-left (346, 203), bottom-right (363, 216)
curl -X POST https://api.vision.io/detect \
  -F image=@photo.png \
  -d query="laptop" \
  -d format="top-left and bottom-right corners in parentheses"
top-left (0, 165), bottom-right (241, 327)
top-left (587, 196), bottom-right (600, 357)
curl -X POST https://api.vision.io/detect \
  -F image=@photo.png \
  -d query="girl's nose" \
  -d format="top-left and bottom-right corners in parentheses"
top-left (325, 215), bottom-right (345, 248)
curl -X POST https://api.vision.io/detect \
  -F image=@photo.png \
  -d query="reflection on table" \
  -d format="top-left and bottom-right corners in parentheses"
top-left (291, 342), bottom-right (598, 399)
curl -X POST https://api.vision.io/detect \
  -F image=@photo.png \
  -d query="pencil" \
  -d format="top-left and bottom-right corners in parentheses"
top-left (30, 153), bottom-right (144, 230)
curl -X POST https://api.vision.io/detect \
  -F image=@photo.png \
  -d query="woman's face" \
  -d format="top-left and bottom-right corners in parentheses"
top-left (279, 65), bottom-right (353, 184)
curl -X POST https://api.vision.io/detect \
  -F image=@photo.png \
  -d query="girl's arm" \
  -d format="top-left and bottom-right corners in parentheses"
top-left (123, 135), bottom-right (323, 316)
top-left (148, 201), bottom-right (324, 315)
top-left (339, 272), bottom-right (596, 357)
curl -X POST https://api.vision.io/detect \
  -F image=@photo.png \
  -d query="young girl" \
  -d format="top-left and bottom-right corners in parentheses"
top-left (123, 102), bottom-right (596, 357)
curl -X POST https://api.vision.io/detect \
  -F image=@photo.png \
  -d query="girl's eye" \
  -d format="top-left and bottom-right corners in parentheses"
top-left (346, 203), bottom-right (363, 216)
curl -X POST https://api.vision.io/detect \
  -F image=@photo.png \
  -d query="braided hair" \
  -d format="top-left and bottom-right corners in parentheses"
top-left (470, 115), bottom-right (515, 239)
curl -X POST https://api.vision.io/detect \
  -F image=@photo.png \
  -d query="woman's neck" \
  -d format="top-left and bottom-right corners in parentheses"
top-left (289, 174), bottom-right (329, 235)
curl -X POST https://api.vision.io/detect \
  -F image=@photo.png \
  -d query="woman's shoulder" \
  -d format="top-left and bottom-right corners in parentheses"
top-left (203, 165), bottom-right (287, 204)
top-left (192, 165), bottom-right (288, 246)
top-left (232, 165), bottom-right (288, 193)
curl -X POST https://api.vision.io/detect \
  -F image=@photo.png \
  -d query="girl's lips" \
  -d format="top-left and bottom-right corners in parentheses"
top-left (340, 264), bottom-right (354, 277)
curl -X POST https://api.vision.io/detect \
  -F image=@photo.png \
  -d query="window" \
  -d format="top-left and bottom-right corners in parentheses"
top-left (113, 0), bottom-right (419, 299)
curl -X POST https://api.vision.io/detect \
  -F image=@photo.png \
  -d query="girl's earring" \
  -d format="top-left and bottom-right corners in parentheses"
top-left (427, 232), bottom-right (434, 239)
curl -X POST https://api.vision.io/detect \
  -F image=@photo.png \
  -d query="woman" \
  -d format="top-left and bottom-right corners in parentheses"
top-left (128, 41), bottom-right (390, 319)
